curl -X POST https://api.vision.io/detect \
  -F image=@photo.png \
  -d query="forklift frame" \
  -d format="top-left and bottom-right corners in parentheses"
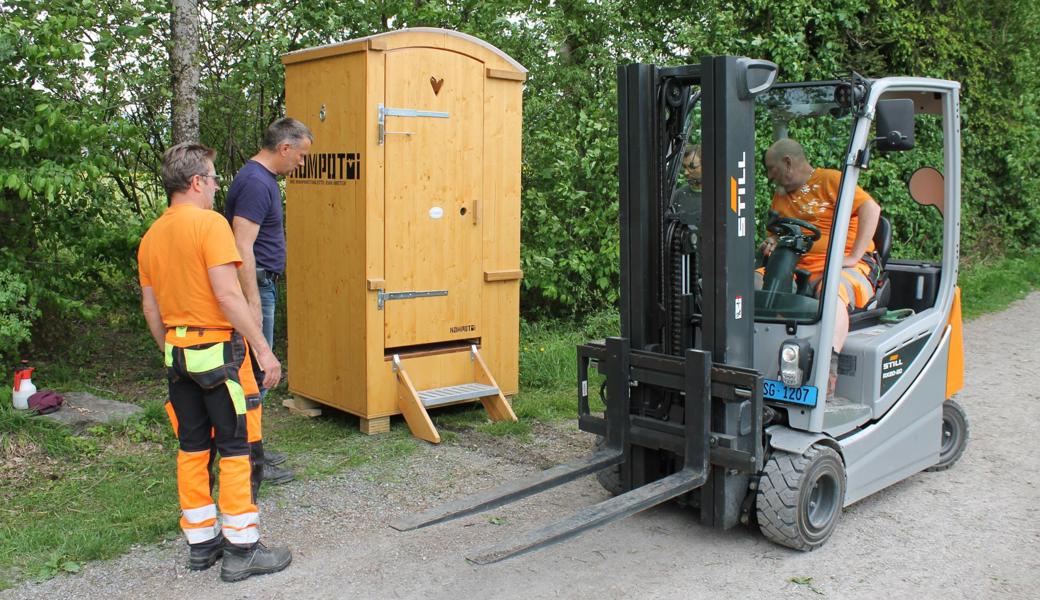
top-left (390, 56), bottom-right (965, 561)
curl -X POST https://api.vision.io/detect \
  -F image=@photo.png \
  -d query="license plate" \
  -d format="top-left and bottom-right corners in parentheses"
top-left (763, 379), bottom-right (818, 407)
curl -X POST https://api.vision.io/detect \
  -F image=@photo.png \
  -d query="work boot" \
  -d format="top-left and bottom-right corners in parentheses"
top-left (187, 535), bottom-right (225, 571)
top-left (264, 450), bottom-right (288, 466)
top-left (220, 541), bottom-right (292, 582)
top-left (262, 463), bottom-right (295, 485)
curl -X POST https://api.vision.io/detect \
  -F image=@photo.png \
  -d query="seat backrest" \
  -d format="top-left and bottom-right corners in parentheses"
top-left (873, 215), bottom-right (892, 267)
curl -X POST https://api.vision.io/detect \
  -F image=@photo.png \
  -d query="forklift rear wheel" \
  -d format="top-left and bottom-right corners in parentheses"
top-left (926, 399), bottom-right (969, 472)
top-left (756, 444), bottom-right (845, 551)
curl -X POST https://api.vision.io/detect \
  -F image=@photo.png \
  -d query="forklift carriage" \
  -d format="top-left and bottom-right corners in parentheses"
top-left (391, 56), bottom-right (968, 561)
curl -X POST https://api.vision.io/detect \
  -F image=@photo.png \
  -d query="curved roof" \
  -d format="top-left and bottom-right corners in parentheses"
top-left (282, 27), bottom-right (527, 73)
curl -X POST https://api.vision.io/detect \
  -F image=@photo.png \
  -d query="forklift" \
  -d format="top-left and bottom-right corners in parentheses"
top-left (391, 56), bottom-right (968, 560)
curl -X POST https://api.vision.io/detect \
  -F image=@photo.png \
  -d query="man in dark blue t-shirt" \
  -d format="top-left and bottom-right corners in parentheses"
top-left (225, 117), bottom-right (313, 486)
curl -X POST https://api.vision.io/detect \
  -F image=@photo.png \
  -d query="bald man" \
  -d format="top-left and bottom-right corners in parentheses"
top-left (761, 139), bottom-right (882, 395)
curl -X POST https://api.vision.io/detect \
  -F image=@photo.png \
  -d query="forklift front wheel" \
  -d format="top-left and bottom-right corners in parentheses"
top-left (593, 437), bottom-right (625, 496)
top-left (926, 399), bottom-right (969, 472)
top-left (756, 444), bottom-right (846, 551)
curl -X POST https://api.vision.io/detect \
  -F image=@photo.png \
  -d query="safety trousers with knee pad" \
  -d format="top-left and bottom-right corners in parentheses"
top-left (165, 355), bottom-right (267, 500)
top-left (164, 330), bottom-right (262, 547)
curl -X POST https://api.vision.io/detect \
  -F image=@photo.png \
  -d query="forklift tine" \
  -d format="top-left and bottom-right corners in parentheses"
top-left (389, 449), bottom-right (624, 532)
top-left (465, 466), bottom-right (707, 564)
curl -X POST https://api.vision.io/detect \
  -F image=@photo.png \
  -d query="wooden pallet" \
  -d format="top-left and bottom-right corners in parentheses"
top-left (282, 395), bottom-right (322, 418)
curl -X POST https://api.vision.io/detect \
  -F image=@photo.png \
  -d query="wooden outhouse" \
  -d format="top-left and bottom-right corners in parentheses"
top-left (280, 29), bottom-right (525, 443)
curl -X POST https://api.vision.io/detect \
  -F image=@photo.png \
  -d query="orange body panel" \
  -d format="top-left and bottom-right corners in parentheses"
top-left (946, 286), bottom-right (965, 399)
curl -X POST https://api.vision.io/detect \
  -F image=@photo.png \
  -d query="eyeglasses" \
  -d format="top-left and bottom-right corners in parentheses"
top-left (197, 173), bottom-right (222, 185)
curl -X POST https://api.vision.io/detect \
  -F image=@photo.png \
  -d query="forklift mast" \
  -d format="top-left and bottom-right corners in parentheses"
top-left (619, 57), bottom-right (770, 363)
top-left (614, 57), bottom-right (776, 527)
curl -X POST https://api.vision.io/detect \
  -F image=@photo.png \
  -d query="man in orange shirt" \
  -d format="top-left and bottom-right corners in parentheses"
top-left (138, 142), bottom-right (291, 582)
top-left (761, 138), bottom-right (882, 392)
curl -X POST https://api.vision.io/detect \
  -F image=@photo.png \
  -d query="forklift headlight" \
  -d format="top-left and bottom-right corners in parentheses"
top-left (779, 338), bottom-right (813, 388)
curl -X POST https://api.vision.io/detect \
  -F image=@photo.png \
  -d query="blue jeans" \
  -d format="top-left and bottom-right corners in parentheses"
top-left (258, 276), bottom-right (277, 399)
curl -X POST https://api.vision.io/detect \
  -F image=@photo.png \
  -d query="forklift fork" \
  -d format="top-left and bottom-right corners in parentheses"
top-left (389, 338), bottom-right (713, 563)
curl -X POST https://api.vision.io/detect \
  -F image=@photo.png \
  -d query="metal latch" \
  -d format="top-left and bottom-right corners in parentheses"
top-left (378, 103), bottom-right (450, 145)
top-left (377, 289), bottom-right (449, 310)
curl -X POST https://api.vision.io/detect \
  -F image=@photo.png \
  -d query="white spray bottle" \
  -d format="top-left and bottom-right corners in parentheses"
top-left (12, 364), bottom-right (36, 410)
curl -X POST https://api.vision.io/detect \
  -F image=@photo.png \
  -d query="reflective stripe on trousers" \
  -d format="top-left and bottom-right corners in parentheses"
top-left (178, 450), bottom-right (220, 544)
top-left (222, 508), bottom-right (260, 545)
top-left (811, 262), bottom-right (877, 310)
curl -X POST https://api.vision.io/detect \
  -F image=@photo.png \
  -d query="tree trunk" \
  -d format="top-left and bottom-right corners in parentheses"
top-left (170, 0), bottom-right (200, 145)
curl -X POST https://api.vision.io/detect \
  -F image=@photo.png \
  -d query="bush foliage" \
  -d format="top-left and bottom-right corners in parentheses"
top-left (1, 0), bottom-right (1039, 360)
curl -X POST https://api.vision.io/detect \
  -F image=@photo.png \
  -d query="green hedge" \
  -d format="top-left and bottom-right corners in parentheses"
top-left (2, 0), bottom-right (1038, 362)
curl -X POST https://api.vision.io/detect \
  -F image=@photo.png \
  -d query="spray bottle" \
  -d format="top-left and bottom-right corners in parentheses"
top-left (12, 363), bottom-right (36, 410)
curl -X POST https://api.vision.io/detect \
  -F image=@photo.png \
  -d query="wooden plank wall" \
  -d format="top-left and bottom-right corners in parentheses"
top-left (481, 74), bottom-right (523, 395)
top-left (285, 51), bottom-right (369, 416)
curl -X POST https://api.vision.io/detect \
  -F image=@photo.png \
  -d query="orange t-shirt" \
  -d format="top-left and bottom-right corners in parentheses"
top-left (770, 168), bottom-right (875, 275)
top-left (138, 204), bottom-right (242, 336)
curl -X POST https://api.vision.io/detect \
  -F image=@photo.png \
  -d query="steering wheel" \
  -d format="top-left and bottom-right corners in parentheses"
top-left (761, 216), bottom-right (822, 298)
top-left (767, 216), bottom-right (821, 242)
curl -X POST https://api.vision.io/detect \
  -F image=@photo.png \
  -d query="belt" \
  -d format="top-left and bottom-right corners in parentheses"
top-left (165, 326), bottom-right (234, 340)
top-left (257, 268), bottom-right (282, 284)
top-left (166, 326), bottom-right (233, 332)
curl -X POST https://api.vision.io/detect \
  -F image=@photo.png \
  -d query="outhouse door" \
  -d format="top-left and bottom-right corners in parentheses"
top-left (382, 47), bottom-right (485, 348)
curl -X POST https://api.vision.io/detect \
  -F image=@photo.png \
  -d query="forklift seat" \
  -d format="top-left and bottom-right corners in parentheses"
top-left (874, 215), bottom-right (892, 268)
top-left (850, 216), bottom-right (892, 328)
top-left (871, 215), bottom-right (892, 308)
top-left (872, 215), bottom-right (892, 306)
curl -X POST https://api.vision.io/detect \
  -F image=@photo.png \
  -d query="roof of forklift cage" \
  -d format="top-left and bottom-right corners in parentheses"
top-left (281, 27), bottom-right (527, 74)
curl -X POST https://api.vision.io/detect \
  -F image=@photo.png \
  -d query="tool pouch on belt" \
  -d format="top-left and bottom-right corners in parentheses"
top-left (165, 332), bottom-right (255, 434)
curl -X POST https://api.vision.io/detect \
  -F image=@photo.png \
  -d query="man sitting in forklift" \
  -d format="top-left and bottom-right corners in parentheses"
top-left (759, 138), bottom-right (882, 395)
top-left (671, 144), bottom-right (703, 226)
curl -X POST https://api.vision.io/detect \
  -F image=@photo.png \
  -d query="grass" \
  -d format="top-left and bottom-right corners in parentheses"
top-left (0, 398), bottom-right (175, 587)
top-left (958, 250), bottom-right (1040, 319)
top-left (262, 391), bottom-right (421, 479)
top-left (0, 376), bottom-right (424, 589)
top-left (0, 252), bottom-right (1038, 590)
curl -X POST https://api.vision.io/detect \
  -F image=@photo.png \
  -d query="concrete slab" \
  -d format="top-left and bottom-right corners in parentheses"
top-left (38, 391), bottom-right (144, 433)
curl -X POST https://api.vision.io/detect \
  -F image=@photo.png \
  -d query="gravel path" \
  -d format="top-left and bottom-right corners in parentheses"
top-left (4, 294), bottom-right (1038, 600)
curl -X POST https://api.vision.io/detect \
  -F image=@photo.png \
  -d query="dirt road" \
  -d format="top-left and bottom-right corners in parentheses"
top-left (4, 294), bottom-right (1038, 599)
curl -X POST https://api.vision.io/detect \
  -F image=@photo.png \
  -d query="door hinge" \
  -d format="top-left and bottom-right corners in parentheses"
top-left (378, 103), bottom-right (450, 144)
top-left (377, 289), bottom-right (449, 310)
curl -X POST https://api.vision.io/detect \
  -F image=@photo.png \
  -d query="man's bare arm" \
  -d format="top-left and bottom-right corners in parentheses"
top-left (141, 286), bottom-right (166, 351)
top-left (231, 215), bottom-right (263, 326)
top-left (844, 198), bottom-right (881, 267)
top-left (208, 262), bottom-right (281, 389)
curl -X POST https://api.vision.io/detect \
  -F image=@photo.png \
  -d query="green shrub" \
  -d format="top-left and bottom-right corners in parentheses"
top-left (0, 268), bottom-right (37, 363)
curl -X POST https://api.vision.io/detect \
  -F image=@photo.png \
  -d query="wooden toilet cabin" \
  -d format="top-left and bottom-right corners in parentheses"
top-left (280, 28), bottom-right (525, 443)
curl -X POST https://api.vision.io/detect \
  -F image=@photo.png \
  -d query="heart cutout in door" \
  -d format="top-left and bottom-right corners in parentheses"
top-left (430, 76), bottom-right (444, 95)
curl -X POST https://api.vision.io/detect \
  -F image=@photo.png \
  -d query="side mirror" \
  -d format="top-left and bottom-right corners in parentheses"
top-left (876, 99), bottom-right (915, 151)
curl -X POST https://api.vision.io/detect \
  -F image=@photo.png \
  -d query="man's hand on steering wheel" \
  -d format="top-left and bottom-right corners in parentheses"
top-left (767, 216), bottom-right (822, 240)
top-left (765, 216), bottom-right (822, 257)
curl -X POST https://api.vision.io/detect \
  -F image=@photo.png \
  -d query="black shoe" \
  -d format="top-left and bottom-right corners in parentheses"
top-left (264, 450), bottom-right (288, 466)
top-left (262, 464), bottom-right (295, 485)
top-left (220, 541), bottom-right (292, 582)
top-left (187, 536), bottom-right (225, 571)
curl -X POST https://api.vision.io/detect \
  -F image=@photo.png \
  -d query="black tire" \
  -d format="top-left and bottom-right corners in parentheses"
top-left (594, 437), bottom-right (625, 496)
top-left (756, 444), bottom-right (845, 551)
top-left (926, 399), bottom-right (969, 472)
